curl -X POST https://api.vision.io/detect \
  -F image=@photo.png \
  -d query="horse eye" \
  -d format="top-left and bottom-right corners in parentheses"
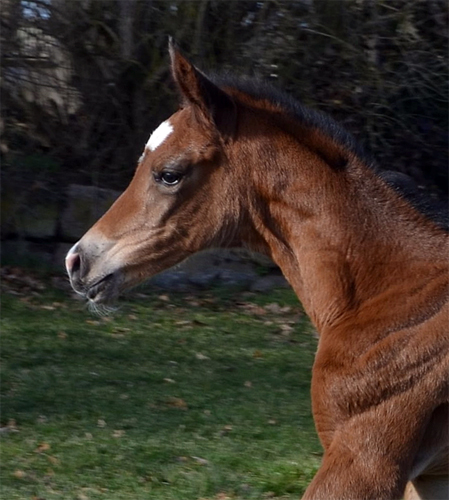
top-left (159, 171), bottom-right (182, 186)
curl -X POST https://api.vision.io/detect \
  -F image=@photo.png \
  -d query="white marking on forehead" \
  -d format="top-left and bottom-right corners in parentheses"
top-left (146, 120), bottom-right (174, 152)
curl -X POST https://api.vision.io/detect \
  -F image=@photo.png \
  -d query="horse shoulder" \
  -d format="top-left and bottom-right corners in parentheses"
top-left (311, 297), bottom-right (449, 446)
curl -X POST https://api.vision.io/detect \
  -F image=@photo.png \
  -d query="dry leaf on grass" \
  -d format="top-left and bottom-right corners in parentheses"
top-left (0, 418), bottom-right (19, 434)
top-left (166, 397), bottom-right (188, 410)
top-left (265, 303), bottom-right (292, 314)
top-left (35, 442), bottom-right (50, 453)
top-left (40, 305), bottom-right (56, 311)
top-left (195, 352), bottom-right (210, 360)
top-left (191, 456), bottom-right (209, 465)
top-left (236, 302), bottom-right (266, 315)
top-left (112, 327), bottom-right (131, 333)
top-left (264, 303), bottom-right (281, 313)
top-left (192, 318), bottom-right (208, 326)
top-left (219, 425), bottom-right (233, 436)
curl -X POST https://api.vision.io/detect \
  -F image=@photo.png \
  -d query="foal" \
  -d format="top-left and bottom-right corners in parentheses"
top-left (66, 43), bottom-right (448, 499)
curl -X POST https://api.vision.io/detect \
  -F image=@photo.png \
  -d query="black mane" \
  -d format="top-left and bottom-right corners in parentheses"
top-left (210, 73), bottom-right (448, 232)
top-left (210, 73), bottom-right (369, 165)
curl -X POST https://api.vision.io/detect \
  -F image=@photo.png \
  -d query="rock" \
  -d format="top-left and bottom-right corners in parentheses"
top-left (1, 240), bottom-right (55, 267)
top-left (59, 184), bottom-right (121, 241)
top-left (218, 269), bottom-right (258, 288)
top-left (149, 270), bottom-right (191, 291)
top-left (250, 275), bottom-right (290, 293)
top-left (145, 249), bottom-right (274, 291)
top-left (1, 187), bottom-right (59, 239)
top-left (1, 181), bottom-right (288, 292)
top-left (188, 269), bottom-right (220, 287)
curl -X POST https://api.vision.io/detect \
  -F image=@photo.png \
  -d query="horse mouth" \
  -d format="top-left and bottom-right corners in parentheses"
top-left (84, 273), bottom-right (121, 304)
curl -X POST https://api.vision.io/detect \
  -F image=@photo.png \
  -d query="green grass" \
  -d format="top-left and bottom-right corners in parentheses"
top-left (1, 277), bottom-right (321, 499)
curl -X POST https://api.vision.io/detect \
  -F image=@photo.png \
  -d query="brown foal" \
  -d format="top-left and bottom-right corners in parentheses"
top-left (66, 42), bottom-right (448, 499)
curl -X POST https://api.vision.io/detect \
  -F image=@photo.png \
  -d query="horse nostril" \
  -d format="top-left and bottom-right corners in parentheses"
top-left (65, 251), bottom-right (81, 278)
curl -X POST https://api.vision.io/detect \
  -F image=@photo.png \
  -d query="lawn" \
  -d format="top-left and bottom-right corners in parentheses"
top-left (1, 270), bottom-right (321, 500)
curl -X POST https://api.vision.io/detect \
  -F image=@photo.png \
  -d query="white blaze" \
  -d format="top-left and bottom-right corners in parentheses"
top-left (146, 120), bottom-right (174, 152)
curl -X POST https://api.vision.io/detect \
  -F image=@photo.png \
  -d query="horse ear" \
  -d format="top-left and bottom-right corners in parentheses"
top-left (168, 38), bottom-right (236, 139)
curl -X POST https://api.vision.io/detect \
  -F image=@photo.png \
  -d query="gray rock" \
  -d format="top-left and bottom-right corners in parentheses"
top-left (218, 269), bottom-right (258, 288)
top-left (1, 239), bottom-right (55, 267)
top-left (250, 275), bottom-right (290, 293)
top-left (149, 270), bottom-right (191, 291)
top-left (1, 180), bottom-right (289, 293)
top-left (60, 184), bottom-right (121, 241)
top-left (1, 188), bottom-right (59, 239)
top-left (188, 269), bottom-right (220, 287)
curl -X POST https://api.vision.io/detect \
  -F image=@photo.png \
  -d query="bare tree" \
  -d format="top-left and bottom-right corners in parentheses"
top-left (1, 0), bottom-right (447, 198)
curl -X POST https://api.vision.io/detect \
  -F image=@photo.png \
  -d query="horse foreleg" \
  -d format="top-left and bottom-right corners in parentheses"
top-left (301, 450), bottom-right (406, 500)
top-left (302, 406), bottom-right (421, 500)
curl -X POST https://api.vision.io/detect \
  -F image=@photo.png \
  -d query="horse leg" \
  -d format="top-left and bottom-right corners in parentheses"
top-left (404, 476), bottom-right (449, 500)
top-left (302, 443), bottom-right (406, 500)
top-left (302, 402), bottom-right (427, 500)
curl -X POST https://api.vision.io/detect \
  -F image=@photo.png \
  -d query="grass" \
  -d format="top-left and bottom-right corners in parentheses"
top-left (1, 272), bottom-right (321, 500)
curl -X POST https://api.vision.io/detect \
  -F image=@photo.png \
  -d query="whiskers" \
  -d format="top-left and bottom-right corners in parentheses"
top-left (87, 300), bottom-right (119, 317)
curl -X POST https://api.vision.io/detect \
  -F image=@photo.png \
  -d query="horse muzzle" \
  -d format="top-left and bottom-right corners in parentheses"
top-left (65, 238), bottom-right (122, 304)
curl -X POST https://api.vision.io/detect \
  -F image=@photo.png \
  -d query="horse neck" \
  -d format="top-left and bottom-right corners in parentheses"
top-left (240, 142), bottom-right (448, 334)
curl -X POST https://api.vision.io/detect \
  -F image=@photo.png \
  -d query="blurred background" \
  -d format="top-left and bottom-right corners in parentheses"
top-left (1, 0), bottom-right (448, 272)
